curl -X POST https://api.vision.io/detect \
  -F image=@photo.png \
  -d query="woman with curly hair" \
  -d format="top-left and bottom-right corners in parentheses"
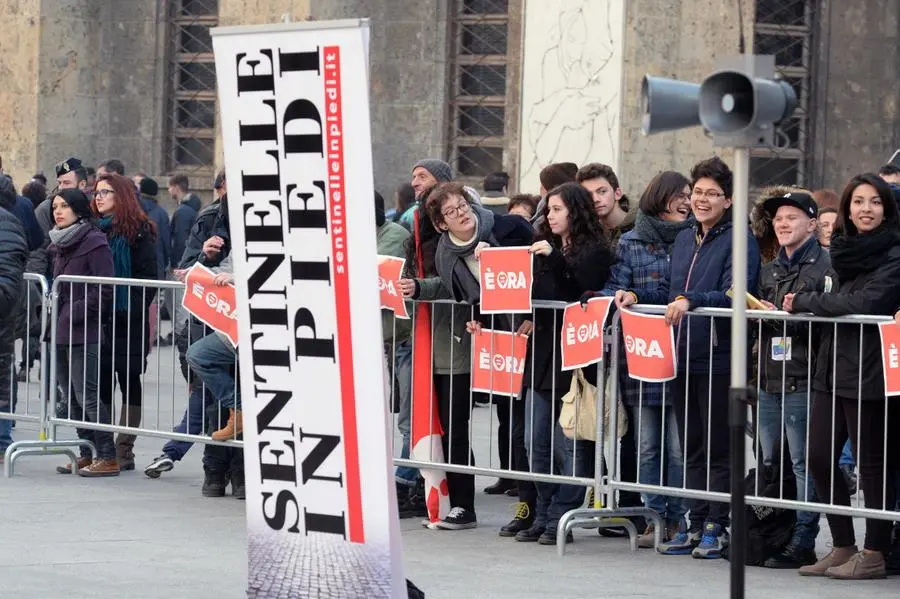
top-left (91, 173), bottom-right (158, 470)
top-left (515, 182), bottom-right (614, 546)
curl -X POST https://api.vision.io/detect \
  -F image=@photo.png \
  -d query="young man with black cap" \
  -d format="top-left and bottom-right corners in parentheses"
top-left (755, 190), bottom-right (832, 569)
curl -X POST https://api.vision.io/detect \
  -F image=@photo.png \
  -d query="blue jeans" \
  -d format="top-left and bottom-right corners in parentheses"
top-left (0, 419), bottom-right (11, 451)
top-left (186, 334), bottom-right (239, 410)
top-left (161, 383), bottom-right (214, 461)
top-left (839, 439), bottom-right (855, 467)
top-left (529, 389), bottom-right (593, 525)
top-left (636, 403), bottom-right (686, 523)
top-left (757, 390), bottom-right (821, 549)
top-left (392, 341), bottom-right (417, 486)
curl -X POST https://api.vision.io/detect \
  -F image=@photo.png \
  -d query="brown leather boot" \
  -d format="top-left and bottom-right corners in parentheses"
top-left (212, 409), bottom-right (242, 441)
top-left (56, 456), bottom-right (93, 475)
top-left (78, 458), bottom-right (121, 478)
top-left (825, 550), bottom-right (886, 580)
top-left (798, 545), bottom-right (857, 576)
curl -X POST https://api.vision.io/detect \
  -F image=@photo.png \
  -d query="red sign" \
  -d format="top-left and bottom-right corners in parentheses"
top-left (560, 297), bottom-right (614, 371)
top-left (878, 321), bottom-right (900, 397)
top-left (471, 329), bottom-right (529, 397)
top-left (182, 263), bottom-right (238, 348)
top-left (377, 256), bottom-right (409, 319)
top-left (479, 247), bottom-right (533, 314)
top-left (619, 309), bottom-right (676, 383)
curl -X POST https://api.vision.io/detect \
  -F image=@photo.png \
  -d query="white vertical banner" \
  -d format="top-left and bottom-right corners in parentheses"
top-left (211, 19), bottom-right (406, 598)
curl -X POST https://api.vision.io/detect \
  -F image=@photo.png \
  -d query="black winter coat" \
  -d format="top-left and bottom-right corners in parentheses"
top-left (792, 244), bottom-right (900, 401)
top-left (757, 238), bottom-right (834, 394)
top-left (0, 208), bottom-right (27, 411)
top-left (524, 243), bottom-right (614, 396)
top-left (100, 224), bottom-right (158, 373)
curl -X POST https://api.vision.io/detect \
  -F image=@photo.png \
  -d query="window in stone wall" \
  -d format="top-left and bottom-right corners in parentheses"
top-left (750, 0), bottom-right (814, 189)
top-left (447, 0), bottom-right (521, 186)
top-left (166, 0), bottom-right (219, 176)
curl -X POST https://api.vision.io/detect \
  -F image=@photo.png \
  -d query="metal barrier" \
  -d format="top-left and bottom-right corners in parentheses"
top-left (4, 275), bottom-right (242, 477)
top-left (388, 298), bottom-right (660, 550)
top-left (557, 304), bottom-right (900, 558)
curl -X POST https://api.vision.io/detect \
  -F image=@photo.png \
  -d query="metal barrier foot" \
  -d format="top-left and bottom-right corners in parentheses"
top-left (557, 506), bottom-right (664, 556)
top-left (4, 440), bottom-right (96, 478)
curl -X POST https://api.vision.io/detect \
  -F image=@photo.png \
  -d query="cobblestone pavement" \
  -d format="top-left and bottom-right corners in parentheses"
top-left (0, 344), bottom-right (896, 598)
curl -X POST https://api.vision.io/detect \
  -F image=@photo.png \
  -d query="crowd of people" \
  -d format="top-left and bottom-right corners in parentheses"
top-left (381, 156), bottom-right (900, 581)
top-left (0, 156), bottom-right (243, 498)
top-left (2, 150), bottom-right (900, 582)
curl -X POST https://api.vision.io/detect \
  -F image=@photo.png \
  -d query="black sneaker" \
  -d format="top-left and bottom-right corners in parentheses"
top-left (515, 522), bottom-right (546, 542)
top-left (143, 454), bottom-right (175, 479)
top-left (436, 507), bottom-right (477, 530)
top-left (538, 528), bottom-right (573, 545)
top-left (484, 479), bottom-right (516, 495)
top-left (762, 543), bottom-right (817, 569)
top-left (231, 470), bottom-right (246, 500)
top-left (499, 502), bottom-right (533, 537)
top-left (202, 472), bottom-right (228, 497)
top-left (399, 484), bottom-right (428, 519)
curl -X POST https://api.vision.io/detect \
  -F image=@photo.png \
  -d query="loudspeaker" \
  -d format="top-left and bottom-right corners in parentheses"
top-left (699, 71), bottom-right (797, 136)
top-left (640, 76), bottom-right (701, 135)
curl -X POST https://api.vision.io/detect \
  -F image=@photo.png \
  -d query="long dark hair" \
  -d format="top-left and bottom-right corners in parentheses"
top-left (536, 182), bottom-right (609, 267)
top-left (835, 173), bottom-right (899, 237)
top-left (404, 187), bottom-right (440, 276)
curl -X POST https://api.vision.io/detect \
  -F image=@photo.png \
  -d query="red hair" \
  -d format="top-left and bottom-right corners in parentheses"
top-left (91, 174), bottom-right (156, 243)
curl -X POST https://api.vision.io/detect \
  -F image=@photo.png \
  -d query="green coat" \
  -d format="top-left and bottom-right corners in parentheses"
top-left (413, 276), bottom-right (471, 375)
top-left (377, 221), bottom-right (412, 345)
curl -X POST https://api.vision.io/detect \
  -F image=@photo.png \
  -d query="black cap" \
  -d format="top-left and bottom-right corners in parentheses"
top-left (55, 157), bottom-right (83, 178)
top-left (139, 177), bottom-right (159, 197)
top-left (763, 191), bottom-right (818, 219)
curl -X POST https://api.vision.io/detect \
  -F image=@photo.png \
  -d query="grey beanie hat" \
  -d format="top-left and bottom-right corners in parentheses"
top-left (412, 159), bottom-right (452, 183)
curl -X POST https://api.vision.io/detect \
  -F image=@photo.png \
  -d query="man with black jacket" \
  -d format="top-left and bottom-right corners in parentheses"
top-left (756, 191), bottom-right (832, 569)
top-left (0, 196), bottom-right (28, 461)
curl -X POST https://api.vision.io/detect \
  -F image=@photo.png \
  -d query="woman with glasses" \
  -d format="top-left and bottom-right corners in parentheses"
top-left (91, 174), bottom-right (158, 471)
top-left (48, 189), bottom-right (118, 476)
top-left (618, 157), bottom-right (761, 559)
top-left (399, 182), bottom-right (532, 531)
top-left (596, 170), bottom-right (694, 548)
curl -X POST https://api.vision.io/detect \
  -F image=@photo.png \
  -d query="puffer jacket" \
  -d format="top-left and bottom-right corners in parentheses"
top-left (0, 207), bottom-right (28, 412)
top-left (642, 211), bottom-right (761, 374)
top-left (757, 236), bottom-right (834, 394)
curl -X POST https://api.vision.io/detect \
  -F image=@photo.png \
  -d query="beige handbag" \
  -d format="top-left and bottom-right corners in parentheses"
top-left (559, 368), bottom-right (628, 441)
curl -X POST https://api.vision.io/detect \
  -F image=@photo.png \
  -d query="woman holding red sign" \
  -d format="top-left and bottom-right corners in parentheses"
top-left (784, 174), bottom-right (900, 580)
top-left (596, 171), bottom-right (694, 548)
top-left (91, 174), bottom-right (158, 471)
top-left (518, 182), bottom-right (614, 545)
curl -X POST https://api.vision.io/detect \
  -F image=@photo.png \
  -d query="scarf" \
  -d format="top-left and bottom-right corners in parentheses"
top-left (435, 205), bottom-right (496, 303)
top-left (829, 225), bottom-right (900, 280)
top-left (48, 219), bottom-right (91, 249)
top-left (632, 211), bottom-right (694, 245)
top-left (97, 216), bottom-right (133, 311)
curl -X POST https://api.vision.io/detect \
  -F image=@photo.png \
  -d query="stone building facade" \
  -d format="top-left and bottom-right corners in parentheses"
top-left (0, 0), bottom-right (896, 208)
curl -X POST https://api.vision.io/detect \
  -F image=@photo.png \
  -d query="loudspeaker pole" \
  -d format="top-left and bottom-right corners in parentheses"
top-left (729, 147), bottom-right (750, 599)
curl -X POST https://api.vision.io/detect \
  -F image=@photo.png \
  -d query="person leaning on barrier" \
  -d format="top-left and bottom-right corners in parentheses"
top-left (46, 189), bottom-right (117, 476)
top-left (595, 170), bottom-right (694, 549)
top-left (783, 173), bottom-right (900, 580)
top-left (511, 182), bottom-right (613, 546)
top-left (424, 181), bottom-right (533, 529)
top-left (91, 174), bottom-right (158, 472)
top-left (753, 190), bottom-right (832, 569)
top-left (618, 156), bottom-right (762, 560)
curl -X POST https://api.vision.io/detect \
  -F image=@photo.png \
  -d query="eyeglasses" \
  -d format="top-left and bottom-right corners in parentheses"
top-left (93, 188), bottom-right (114, 199)
top-left (691, 188), bottom-right (725, 200)
top-left (672, 192), bottom-right (691, 202)
top-left (442, 201), bottom-right (471, 219)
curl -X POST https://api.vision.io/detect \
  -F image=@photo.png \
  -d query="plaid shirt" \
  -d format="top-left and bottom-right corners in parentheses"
top-left (600, 230), bottom-right (673, 406)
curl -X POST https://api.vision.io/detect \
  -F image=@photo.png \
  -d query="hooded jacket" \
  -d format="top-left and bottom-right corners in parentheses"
top-left (642, 211), bottom-right (762, 374)
top-left (757, 236), bottom-right (834, 394)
